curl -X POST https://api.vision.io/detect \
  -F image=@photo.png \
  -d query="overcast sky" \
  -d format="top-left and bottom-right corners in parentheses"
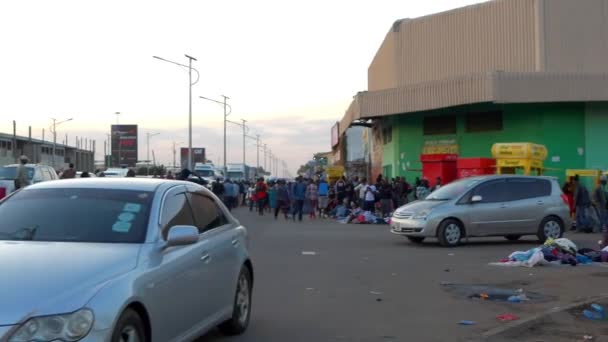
top-left (0, 0), bottom-right (487, 174)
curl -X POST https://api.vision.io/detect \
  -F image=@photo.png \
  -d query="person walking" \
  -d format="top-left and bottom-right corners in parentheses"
top-left (223, 179), bottom-right (238, 211)
top-left (268, 181), bottom-right (278, 214)
top-left (379, 180), bottom-right (393, 217)
top-left (212, 179), bottom-right (225, 199)
top-left (293, 176), bottom-right (307, 221)
top-left (318, 178), bottom-right (329, 218)
top-left (248, 182), bottom-right (256, 212)
top-left (60, 163), bottom-right (77, 179)
top-left (335, 176), bottom-right (346, 204)
top-left (573, 175), bottom-right (592, 232)
top-left (306, 179), bottom-right (319, 219)
top-left (165, 171), bottom-right (175, 180)
top-left (14, 155), bottom-right (31, 190)
top-left (593, 176), bottom-right (607, 234)
top-left (255, 177), bottom-right (268, 216)
top-left (431, 177), bottom-right (442, 192)
top-left (275, 180), bottom-right (291, 220)
top-left (126, 168), bottom-right (136, 177)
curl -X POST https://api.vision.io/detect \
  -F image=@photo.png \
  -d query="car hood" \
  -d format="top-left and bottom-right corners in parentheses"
top-left (396, 200), bottom-right (449, 214)
top-left (0, 242), bottom-right (141, 325)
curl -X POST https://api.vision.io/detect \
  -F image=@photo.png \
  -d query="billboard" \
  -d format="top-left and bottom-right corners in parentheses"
top-left (180, 147), bottom-right (206, 169)
top-left (111, 125), bottom-right (138, 167)
top-left (331, 122), bottom-right (340, 148)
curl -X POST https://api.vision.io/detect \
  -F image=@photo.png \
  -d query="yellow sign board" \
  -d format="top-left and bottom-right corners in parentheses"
top-left (566, 169), bottom-right (602, 178)
top-left (326, 166), bottom-right (344, 179)
top-left (422, 145), bottom-right (459, 154)
top-left (491, 143), bottom-right (548, 160)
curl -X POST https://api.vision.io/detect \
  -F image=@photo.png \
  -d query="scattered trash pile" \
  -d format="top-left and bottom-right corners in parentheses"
top-left (490, 238), bottom-right (607, 268)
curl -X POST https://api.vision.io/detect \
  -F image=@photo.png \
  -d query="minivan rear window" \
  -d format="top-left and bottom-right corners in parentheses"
top-left (506, 178), bottom-right (551, 201)
top-left (0, 167), bottom-right (34, 180)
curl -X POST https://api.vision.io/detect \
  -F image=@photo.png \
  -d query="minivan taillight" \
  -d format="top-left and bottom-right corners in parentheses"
top-left (560, 194), bottom-right (570, 206)
top-left (0, 187), bottom-right (6, 200)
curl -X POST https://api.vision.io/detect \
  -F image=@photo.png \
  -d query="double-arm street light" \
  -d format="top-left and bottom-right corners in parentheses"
top-left (153, 54), bottom-right (199, 170)
top-left (199, 95), bottom-right (231, 175)
top-left (50, 117), bottom-right (73, 167)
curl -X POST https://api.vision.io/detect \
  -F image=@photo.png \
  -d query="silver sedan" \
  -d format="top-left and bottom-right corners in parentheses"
top-left (0, 178), bottom-right (253, 342)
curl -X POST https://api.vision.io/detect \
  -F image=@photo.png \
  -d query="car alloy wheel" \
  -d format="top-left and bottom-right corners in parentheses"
top-left (544, 220), bottom-right (562, 239)
top-left (444, 223), bottom-right (461, 245)
top-left (236, 272), bottom-right (251, 325)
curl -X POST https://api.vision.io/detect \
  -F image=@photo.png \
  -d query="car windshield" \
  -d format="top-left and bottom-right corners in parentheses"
top-left (0, 188), bottom-right (153, 243)
top-left (425, 178), bottom-right (482, 201)
top-left (0, 166), bottom-right (34, 180)
top-left (195, 169), bottom-right (214, 177)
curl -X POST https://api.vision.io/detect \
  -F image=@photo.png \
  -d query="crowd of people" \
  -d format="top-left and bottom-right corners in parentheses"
top-left (563, 174), bottom-right (608, 242)
top-left (214, 174), bottom-right (443, 223)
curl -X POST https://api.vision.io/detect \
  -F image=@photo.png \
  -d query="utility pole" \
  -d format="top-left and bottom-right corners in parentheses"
top-left (172, 141), bottom-right (184, 169)
top-left (241, 119), bottom-right (247, 168)
top-left (222, 95), bottom-right (229, 176)
top-left (114, 112), bottom-right (121, 167)
top-left (256, 134), bottom-right (260, 174)
top-left (263, 144), bottom-right (267, 172)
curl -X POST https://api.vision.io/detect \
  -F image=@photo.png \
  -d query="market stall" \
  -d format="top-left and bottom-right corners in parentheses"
top-left (491, 143), bottom-right (548, 176)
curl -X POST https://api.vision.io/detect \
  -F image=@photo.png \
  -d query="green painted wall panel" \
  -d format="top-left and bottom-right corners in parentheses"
top-left (388, 103), bottom-right (587, 183)
top-left (585, 102), bottom-right (608, 170)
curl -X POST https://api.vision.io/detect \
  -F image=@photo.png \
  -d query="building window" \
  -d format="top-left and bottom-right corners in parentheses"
top-left (465, 111), bottom-right (503, 133)
top-left (423, 115), bottom-right (457, 135)
top-left (382, 126), bottom-right (392, 144)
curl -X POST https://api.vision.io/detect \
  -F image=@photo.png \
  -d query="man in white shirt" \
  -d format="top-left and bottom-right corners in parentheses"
top-left (354, 178), bottom-right (368, 207)
top-left (364, 183), bottom-right (377, 212)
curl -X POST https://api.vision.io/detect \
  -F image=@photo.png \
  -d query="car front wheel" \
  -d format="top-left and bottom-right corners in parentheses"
top-left (437, 219), bottom-right (464, 247)
top-left (219, 266), bottom-right (252, 336)
top-left (111, 309), bottom-right (146, 342)
top-left (538, 216), bottom-right (564, 242)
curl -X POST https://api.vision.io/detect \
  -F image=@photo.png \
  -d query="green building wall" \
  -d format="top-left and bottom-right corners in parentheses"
top-left (380, 102), bottom-right (605, 184)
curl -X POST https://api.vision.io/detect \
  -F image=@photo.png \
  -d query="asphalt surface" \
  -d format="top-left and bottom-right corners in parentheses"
top-left (196, 207), bottom-right (608, 342)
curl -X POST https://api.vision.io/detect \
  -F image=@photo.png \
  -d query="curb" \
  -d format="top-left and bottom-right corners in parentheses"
top-left (469, 294), bottom-right (608, 341)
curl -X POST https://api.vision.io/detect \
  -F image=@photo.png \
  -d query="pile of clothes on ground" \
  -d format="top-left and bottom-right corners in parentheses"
top-left (490, 238), bottom-right (608, 268)
top-left (326, 201), bottom-right (390, 224)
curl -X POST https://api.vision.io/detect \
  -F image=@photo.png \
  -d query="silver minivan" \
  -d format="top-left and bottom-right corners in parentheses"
top-left (390, 175), bottom-right (570, 247)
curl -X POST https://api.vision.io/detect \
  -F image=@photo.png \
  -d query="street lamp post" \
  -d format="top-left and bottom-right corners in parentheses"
top-left (50, 117), bottom-right (73, 168)
top-left (153, 55), bottom-right (199, 170)
top-left (172, 141), bottom-right (184, 169)
top-left (146, 132), bottom-right (160, 164)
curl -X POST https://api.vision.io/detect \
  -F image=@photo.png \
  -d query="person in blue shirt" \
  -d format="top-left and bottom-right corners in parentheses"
top-left (293, 176), bottom-right (307, 221)
top-left (318, 178), bottom-right (329, 217)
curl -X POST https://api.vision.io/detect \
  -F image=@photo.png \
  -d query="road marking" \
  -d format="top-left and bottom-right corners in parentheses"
top-left (301, 251), bottom-right (316, 255)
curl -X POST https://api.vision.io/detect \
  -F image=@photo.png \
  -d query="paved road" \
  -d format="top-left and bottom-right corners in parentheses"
top-left (197, 207), bottom-right (608, 342)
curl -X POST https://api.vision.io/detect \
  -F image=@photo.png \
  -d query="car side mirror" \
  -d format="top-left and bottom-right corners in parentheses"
top-left (164, 225), bottom-right (199, 249)
top-left (471, 195), bottom-right (483, 203)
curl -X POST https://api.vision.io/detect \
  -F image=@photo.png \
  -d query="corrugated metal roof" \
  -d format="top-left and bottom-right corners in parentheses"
top-left (340, 71), bottom-right (608, 135)
top-left (0, 132), bottom-right (84, 150)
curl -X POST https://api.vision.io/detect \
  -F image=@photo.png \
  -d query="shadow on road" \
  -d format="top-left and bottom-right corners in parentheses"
top-left (392, 237), bottom-right (542, 249)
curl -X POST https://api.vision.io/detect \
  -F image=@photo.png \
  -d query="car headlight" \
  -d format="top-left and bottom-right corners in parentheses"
top-left (413, 210), bottom-right (431, 220)
top-left (9, 309), bottom-right (94, 342)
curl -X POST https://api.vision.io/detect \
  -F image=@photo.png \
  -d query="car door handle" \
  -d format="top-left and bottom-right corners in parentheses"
top-left (201, 253), bottom-right (211, 263)
top-left (231, 239), bottom-right (239, 247)
top-left (536, 201), bottom-right (544, 205)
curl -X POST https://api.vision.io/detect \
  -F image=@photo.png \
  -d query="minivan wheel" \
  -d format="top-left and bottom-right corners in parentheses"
top-left (538, 216), bottom-right (564, 242)
top-left (219, 266), bottom-right (252, 336)
top-left (407, 236), bottom-right (425, 244)
top-left (437, 219), bottom-right (464, 247)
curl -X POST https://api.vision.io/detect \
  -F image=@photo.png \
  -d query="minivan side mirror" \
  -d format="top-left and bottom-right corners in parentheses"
top-left (164, 225), bottom-right (199, 249)
top-left (471, 195), bottom-right (483, 203)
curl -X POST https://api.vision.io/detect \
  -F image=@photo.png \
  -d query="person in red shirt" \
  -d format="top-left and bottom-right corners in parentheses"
top-left (255, 177), bottom-right (268, 216)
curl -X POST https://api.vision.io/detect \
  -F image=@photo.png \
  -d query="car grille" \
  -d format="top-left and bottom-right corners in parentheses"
top-left (393, 211), bottom-right (414, 219)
